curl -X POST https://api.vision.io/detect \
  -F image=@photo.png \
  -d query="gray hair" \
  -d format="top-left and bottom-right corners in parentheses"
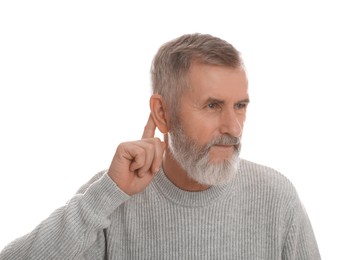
top-left (150, 33), bottom-right (243, 119)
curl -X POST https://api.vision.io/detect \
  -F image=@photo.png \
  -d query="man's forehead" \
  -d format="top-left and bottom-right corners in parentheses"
top-left (186, 64), bottom-right (248, 99)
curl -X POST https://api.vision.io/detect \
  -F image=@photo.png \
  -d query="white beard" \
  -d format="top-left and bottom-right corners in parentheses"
top-left (168, 124), bottom-right (241, 186)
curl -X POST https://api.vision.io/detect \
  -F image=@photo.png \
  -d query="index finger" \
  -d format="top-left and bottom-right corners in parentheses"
top-left (142, 113), bottom-right (156, 139)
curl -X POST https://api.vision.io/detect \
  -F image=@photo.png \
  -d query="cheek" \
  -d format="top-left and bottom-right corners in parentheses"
top-left (182, 117), bottom-right (218, 146)
top-left (238, 114), bottom-right (246, 130)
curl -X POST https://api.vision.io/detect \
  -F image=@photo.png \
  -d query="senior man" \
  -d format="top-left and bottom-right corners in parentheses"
top-left (0, 33), bottom-right (320, 259)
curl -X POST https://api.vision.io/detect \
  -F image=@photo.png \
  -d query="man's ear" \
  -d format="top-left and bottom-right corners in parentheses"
top-left (150, 94), bottom-right (169, 134)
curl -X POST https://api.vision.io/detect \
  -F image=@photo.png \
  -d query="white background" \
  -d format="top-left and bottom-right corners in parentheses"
top-left (0, 0), bottom-right (342, 258)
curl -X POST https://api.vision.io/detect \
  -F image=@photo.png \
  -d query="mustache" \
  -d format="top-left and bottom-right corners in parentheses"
top-left (195, 135), bottom-right (241, 159)
top-left (206, 135), bottom-right (240, 148)
top-left (192, 135), bottom-right (241, 162)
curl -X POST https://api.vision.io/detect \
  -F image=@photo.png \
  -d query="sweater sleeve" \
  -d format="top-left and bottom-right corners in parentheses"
top-left (0, 171), bottom-right (130, 260)
top-left (282, 199), bottom-right (321, 260)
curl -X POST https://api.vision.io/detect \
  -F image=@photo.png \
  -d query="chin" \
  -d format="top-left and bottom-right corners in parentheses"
top-left (187, 156), bottom-right (241, 187)
top-left (209, 156), bottom-right (232, 164)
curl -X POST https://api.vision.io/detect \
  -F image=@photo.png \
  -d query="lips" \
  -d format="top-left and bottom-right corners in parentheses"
top-left (214, 144), bottom-right (232, 147)
top-left (212, 144), bottom-right (235, 150)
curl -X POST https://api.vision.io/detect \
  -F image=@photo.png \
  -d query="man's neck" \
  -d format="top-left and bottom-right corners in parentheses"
top-left (162, 147), bottom-right (210, 192)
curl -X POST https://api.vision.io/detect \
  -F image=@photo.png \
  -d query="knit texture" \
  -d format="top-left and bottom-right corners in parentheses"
top-left (0, 159), bottom-right (320, 259)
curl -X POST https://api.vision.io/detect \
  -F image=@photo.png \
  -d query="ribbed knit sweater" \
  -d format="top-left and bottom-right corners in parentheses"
top-left (0, 159), bottom-right (320, 259)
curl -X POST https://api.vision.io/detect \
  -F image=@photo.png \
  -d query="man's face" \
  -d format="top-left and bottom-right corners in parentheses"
top-left (168, 63), bottom-right (249, 186)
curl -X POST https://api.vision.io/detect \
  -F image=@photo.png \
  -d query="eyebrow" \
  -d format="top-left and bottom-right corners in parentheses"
top-left (203, 97), bottom-right (250, 105)
top-left (236, 98), bottom-right (250, 104)
top-left (205, 97), bottom-right (225, 105)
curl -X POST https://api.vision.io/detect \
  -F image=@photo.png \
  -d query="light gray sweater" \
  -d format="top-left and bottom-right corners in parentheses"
top-left (0, 160), bottom-right (320, 259)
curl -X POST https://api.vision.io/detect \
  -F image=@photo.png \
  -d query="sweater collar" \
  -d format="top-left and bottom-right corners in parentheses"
top-left (153, 167), bottom-right (237, 207)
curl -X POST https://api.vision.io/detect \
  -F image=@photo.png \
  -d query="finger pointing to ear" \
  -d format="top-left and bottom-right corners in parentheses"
top-left (142, 114), bottom-right (156, 139)
top-left (108, 113), bottom-right (166, 195)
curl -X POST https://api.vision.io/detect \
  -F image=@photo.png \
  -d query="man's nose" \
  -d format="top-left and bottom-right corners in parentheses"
top-left (219, 109), bottom-right (242, 138)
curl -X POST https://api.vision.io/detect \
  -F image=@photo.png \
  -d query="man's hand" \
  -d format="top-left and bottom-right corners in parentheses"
top-left (108, 114), bottom-right (166, 195)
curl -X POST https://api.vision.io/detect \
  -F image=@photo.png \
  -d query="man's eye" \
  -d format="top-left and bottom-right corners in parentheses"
top-left (208, 103), bottom-right (220, 109)
top-left (235, 103), bottom-right (247, 110)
